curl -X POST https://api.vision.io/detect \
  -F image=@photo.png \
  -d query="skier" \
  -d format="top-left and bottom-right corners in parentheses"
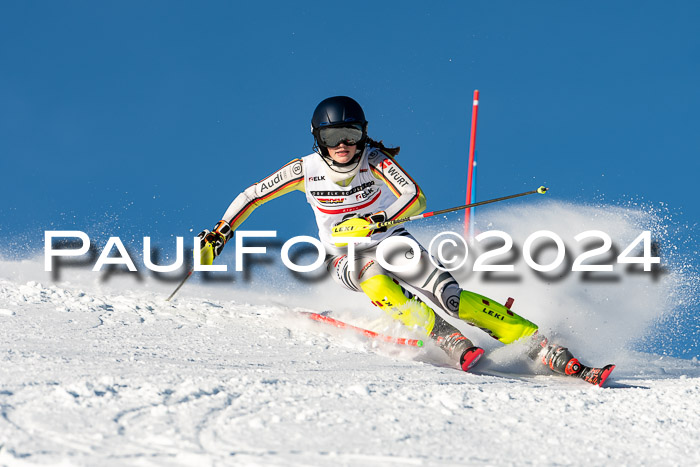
top-left (198, 96), bottom-right (614, 386)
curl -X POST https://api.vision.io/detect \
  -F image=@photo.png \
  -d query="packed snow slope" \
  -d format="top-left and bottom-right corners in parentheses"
top-left (0, 273), bottom-right (699, 466)
top-left (1, 201), bottom-right (699, 466)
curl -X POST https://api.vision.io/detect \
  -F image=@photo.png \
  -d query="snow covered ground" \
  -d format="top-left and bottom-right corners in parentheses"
top-left (1, 263), bottom-right (699, 466)
top-left (2, 202), bottom-right (698, 466)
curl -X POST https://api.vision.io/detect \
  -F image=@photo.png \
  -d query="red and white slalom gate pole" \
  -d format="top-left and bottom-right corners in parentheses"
top-left (464, 89), bottom-right (479, 241)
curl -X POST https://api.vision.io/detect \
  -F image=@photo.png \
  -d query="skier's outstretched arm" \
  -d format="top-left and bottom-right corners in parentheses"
top-left (198, 159), bottom-right (305, 264)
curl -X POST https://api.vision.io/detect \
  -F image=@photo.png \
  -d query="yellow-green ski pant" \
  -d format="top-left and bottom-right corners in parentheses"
top-left (327, 233), bottom-right (539, 344)
top-left (359, 274), bottom-right (437, 335)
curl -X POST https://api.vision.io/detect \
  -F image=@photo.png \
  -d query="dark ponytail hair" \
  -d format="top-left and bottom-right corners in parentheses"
top-left (366, 137), bottom-right (400, 157)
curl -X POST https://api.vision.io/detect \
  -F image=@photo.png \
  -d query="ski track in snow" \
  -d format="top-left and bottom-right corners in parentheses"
top-left (0, 274), bottom-right (699, 467)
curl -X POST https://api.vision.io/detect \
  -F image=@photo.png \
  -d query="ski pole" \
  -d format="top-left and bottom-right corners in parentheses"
top-left (165, 268), bottom-right (193, 301)
top-left (339, 186), bottom-right (548, 233)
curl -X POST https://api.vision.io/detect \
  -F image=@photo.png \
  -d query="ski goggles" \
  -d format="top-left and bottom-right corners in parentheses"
top-left (317, 124), bottom-right (364, 147)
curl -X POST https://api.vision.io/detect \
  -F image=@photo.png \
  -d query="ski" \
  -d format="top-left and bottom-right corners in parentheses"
top-left (300, 311), bottom-right (424, 348)
top-left (475, 364), bottom-right (616, 387)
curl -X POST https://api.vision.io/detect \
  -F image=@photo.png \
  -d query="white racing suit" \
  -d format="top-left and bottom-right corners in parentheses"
top-left (211, 145), bottom-right (539, 345)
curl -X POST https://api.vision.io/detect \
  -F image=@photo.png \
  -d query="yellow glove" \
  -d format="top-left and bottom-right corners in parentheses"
top-left (331, 212), bottom-right (386, 247)
top-left (199, 240), bottom-right (216, 266)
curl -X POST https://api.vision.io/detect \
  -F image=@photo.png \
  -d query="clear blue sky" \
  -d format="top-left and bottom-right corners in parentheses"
top-left (1, 1), bottom-right (698, 255)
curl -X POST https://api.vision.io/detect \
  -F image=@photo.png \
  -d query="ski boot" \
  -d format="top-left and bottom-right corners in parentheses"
top-left (528, 333), bottom-right (615, 387)
top-left (431, 316), bottom-right (484, 372)
top-left (579, 364), bottom-right (616, 387)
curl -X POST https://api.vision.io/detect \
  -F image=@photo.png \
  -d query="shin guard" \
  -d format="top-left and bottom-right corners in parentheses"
top-left (457, 291), bottom-right (539, 344)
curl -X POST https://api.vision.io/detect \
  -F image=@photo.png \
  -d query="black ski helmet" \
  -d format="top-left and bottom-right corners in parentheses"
top-left (311, 96), bottom-right (368, 152)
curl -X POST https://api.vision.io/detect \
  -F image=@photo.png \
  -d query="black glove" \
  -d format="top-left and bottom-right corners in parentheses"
top-left (364, 211), bottom-right (388, 234)
top-left (197, 220), bottom-right (233, 264)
